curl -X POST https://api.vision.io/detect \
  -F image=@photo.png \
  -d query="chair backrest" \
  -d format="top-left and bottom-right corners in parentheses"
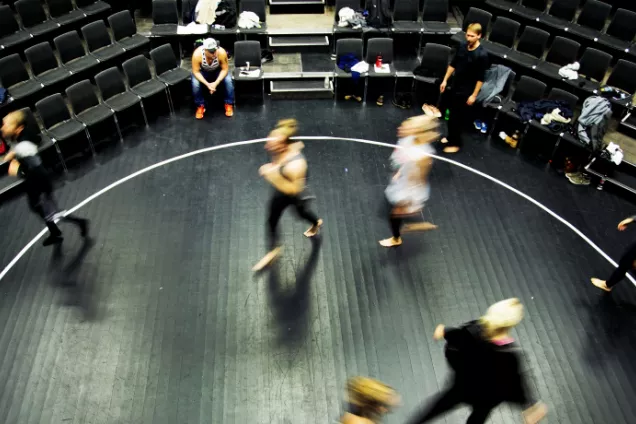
top-left (365, 38), bottom-right (393, 63)
top-left (336, 38), bottom-right (364, 61)
top-left (576, 0), bottom-right (611, 31)
top-left (606, 60), bottom-right (636, 95)
top-left (82, 21), bottom-right (112, 52)
top-left (153, 0), bottom-right (179, 25)
top-left (393, 0), bottom-right (419, 21)
top-left (76, 0), bottom-right (98, 6)
top-left (547, 0), bottom-right (579, 21)
top-left (47, 0), bottom-right (75, 18)
top-left (422, 0), bottom-right (448, 22)
top-left (544, 36), bottom-right (580, 66)
top-left (419, 43), bottom-right (451, 78)
top-left (66, 80), bottom-right (100, 115)
top-left (239, 0), bottom-right (267, 23)
top-left (547, 88), bottom-right (579, 110)
top-left (95, 67), bottom-right (127, 100)
top-left (515, 26), bottom-right (550, 59)
top-left (578, 48), bottom-right (612, 82)
top-left (520, 0), bottom-right (547, 12)
top-left (488, 17), bottom-right (520, 48)
top-left (19, 107), bottom-right (43, 145)
top-left (462, 8), bottom-right (491, 33)
top-left (108, 10), bottom-right (137, 41)
top-left (0, 5), bottom-right (21, 38)
top-left (0, 54), bottom-right (31, 88)
top-left (15, 0), bottom-right (49, 28)
top-left (25, 42), bottom-right (60, 77)
top-left (605, 9), bottom-right (636, 42)
top-left (55, 31), bottom-right (87, 64)
top-left (150, 44), bottom-right (180, 76)
top-left (234, 40), bottom-right (261, 68)
top-left (501, 70), bottom-right (516, 99)
top-left (36, 93), bottom-right (72, 130)
top-left (122, 55), bottom-right (153, 88)
top-left (512, 76), bottom-right (546, 103)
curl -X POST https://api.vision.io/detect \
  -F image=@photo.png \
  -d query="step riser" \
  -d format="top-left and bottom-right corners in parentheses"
top-left (270, 79), bottom-right (333, 99)
top-left (270, 44), bottom-right (331, 54)
top-left (269, 3), bottom-right (325, 14)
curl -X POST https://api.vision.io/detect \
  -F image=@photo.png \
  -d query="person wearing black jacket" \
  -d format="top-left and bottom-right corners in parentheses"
top-left (406, 298), bottom-right (547, 424)
top-left (1, 110), bottom-right (89, 246)
top-left (591, 215), bottom-right (636, 291)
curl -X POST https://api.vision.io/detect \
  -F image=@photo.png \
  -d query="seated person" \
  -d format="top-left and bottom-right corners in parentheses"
top-left (191, 38), bottom-right (234, 119)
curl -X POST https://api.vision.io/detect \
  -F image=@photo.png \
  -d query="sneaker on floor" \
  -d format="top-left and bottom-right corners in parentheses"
top-left (195, 105), bottom-right (205, 119)
top-left (225, 104), bottom-right (234, 117)
top-left (567, 173), bottom-right (590, 185)
top-left (480, 122), bottom-right (488, 134)
top-left (474, 120), bottom-right (483, 130)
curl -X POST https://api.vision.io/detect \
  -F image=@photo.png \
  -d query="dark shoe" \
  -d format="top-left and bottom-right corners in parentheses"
top-left (43, 235), bottom-right (64, 246)
top-left (78, 219), bottom-right (89, 237)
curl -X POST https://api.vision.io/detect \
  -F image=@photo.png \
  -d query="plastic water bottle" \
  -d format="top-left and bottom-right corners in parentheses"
top-left (444, 109), bottom-right (450, 121)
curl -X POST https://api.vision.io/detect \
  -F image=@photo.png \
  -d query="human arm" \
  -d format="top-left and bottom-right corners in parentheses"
top-left (618, 217), bottom-right (636, 231)
top-left (191, 50), bottom-right (213, 90)
top-left (467, 52), bottom-right (489, 105)
top-left (1, 150), bottom-right (15, 164)
top-left (440, 65), bottom-right (455, 93)
top-left (259, 159), bottom-right (307, 196)
top-left (211, 49), bottom-right (229, 88)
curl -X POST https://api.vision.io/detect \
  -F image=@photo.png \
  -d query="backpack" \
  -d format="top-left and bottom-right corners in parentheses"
top-left (365, 0), bottom-right (390, 28)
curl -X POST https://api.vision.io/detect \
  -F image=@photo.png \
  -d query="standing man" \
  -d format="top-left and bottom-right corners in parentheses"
top-left (191, 38), bottom-right (234, 119)
top-left (591, 215), bottom-right (636, 292)
top-left (439, 23), bottom-right (489, 153)
top-left (1, 110), bottom-right (89, 246)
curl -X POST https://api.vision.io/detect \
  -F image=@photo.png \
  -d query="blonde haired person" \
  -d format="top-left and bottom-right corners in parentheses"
top-left (253, 119), bottom-right (323, 271)
top-left (379, 115), bottom-right (439, 247)
top-left (407, 298), bottom-right (547, 424)
top-left (341, 377), bottom-right (400, 424)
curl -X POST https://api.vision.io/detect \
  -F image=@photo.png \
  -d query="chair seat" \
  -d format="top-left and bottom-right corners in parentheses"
top-left (64, 55), bottom-right (100, 74)
top-left (91, 44), bottom-right (126, 62)
top-left (77, 104), bottom-right (114, 126)
top-left (506, 51), bottom-right (540, 68)
top-left (391, 21), bottom-right (423, 33)
top-left (8, 80), bottom-right (43, 100)
top-left (335, 67), bottom-right (357, 78)
top-left (566, 24), bottom-right (601, 41)
top-left (528, 118), bottom-right (562, 134)
top-left (79, 1), bottom-right (111, 15)
top-left (37, 68), bottom-right (72, 86)
top-left (151, 24), bottom-right (178, 36)
top-left (367, 64), bottom-right (396, 77)
top-left (535, 61), bottom-right (563, 80)
top-left (538, 14), bottom-right (569, 29)
top-left (333, 25), bottom-right (363, 34)
top-left (238, 23), bottom-right (268, 34)
top-left (158, 68), bottom-right (191, 85)
top-left (512, 5), bottom-right (544, 20)
top-left (421, 21), bottom-right (451, 33)
top-left (210, 26), bottom-right (238, 35)
top-left (233, 68), bottom-right (263, 80)
top-left (482, 41), bottom-right (512, 58)
top-left (27, 20), bottom-right (61, 37)
top-left (117, 34), bottom-right (150, 51)
top-left (566, 78), bottom-right (601, 94)
top-left (131, 80), bottom-right (166, 98)
top-left (486, 0), bottom-right (517, 11)
top-left (0, 30), bottom-right (32, 49)
top-left (595, 34), bottom-right (632, 53)
top-left (47, 119), bottom-right (85, 141)
top-left (104, 91), bottom-right (141, 112)
top-left (560, 130), bottom-right (591, 150)
top-left (54, 9), bottom-right (87, 26)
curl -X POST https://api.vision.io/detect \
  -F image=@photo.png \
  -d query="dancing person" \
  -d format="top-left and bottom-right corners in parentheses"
top-left (591, 215), bottom-right (636, 292)
top-left (1, 110), bottom-right (89, 246)
top-left (253, 119), bottom-right (323, 272)
top-left (341, 376), bottom-right (400, 424)
top-left (439, 23), bottom-right (489, 154)
top-left (191, 38), bottom-right (234, 119)
top-left (379, 115), bottom-right (439, 248)
top-left (406, 298), bottom-right (547, 424)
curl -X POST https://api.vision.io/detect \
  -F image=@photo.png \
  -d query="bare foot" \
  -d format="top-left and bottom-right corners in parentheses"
top-left (591, 278), bottom-right (612, 292)
top-left (403, 222), bottom-right (438, 232)
top-left (443, 146), bottom-right (460, 153)
top-left (440, 137), bottom-right (448, 144)
top-left (304, 219), bottom-right (323, 237)
top-left (252, 247), bottom-right (282, 272)
top-left (379, 237), bottom-right (402, 247)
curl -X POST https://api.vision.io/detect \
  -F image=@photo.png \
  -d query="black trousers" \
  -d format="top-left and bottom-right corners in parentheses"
top-left (267, 191), bottom-right (319, 249)
top-left (607, 241), bottom-right (636, 288)
top-left (408, 384), bottom-right (499, 424)
top-left (446, 93), bottom-right (477, 148)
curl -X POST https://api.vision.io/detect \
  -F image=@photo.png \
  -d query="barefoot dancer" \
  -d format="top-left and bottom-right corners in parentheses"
top-left (253, 119), bottom-right (323, 271)
top-left (340, 376), bottom-right (400, 424)
top-left (379, 115), bottom-right (439, 247)
top-left (591, 215), bottom-right (636, 292)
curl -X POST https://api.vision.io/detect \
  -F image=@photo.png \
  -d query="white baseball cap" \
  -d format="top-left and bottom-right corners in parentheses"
top-left (203, 38), bottom-right (218, 51)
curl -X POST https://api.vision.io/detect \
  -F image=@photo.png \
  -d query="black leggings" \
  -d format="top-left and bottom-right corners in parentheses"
top-left (408, 385), bottom-right (498, 424)
top-left (26, 176), bottom-right (85, 237)
top-left (607, 241), bottom-right (636, 288)
top-left (268, 191), bottom-right (319, 249)
top-left (390, 216), bottom-right (402, 239)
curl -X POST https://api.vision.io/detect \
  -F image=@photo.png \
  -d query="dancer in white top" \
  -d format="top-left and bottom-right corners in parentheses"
top-left (380, 115), bottom-right (439, 247)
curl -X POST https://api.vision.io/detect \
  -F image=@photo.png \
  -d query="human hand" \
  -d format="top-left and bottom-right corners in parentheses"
top-left (467, 95), bottom-right (477, 106)
top-left (440, 81), bottom-right (447, 93)
top-left (433, 324), bottom-right (445, 340)
top-left (618, 217), bottom-right (634, 231)
top-left (208, 83), bottom-right (217, 94)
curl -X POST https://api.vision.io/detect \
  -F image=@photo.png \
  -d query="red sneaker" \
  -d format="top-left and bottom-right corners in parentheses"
top-left (225, 104), bottom-right (234, 117)
top-left (195, 105), bottom-right (205, 119)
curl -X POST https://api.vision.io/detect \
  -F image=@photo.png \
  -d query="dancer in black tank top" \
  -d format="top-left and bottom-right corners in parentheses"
top-left (253, 119), bottom-right (323, 272)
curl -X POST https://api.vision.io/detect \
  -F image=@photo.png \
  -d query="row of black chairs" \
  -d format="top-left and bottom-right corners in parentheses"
top-left (0, 11), bottom-right (149, 107)
top-left (0, 0), bottom-right (111, 57)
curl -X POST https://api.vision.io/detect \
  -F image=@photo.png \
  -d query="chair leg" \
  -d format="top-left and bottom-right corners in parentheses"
top-left (53, 141), bottom-right (68, 174)
top-left (139, 100), bottom-right (149, 127)
top-left (113, 114), bottom-right (124, 143)
top-left (83, 127), bottom-right (97, 157)
top-left (261, 79), bottom-right (265, 103)
top-left (363, 78), bottom-right (368, 104)
top-left (164, 87), bottom-right (174, 114)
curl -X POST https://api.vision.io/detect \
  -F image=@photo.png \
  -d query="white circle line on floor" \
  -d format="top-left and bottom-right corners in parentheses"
top-left (1, 135), bottom-right (631, 288)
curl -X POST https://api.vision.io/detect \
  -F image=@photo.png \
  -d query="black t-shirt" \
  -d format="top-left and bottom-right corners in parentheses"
top-left (450, 41), bottom-right (489, 96)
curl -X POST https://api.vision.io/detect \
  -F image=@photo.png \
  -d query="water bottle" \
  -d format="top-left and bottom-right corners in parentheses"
top-left (444, 109), bottom-right (450, 121)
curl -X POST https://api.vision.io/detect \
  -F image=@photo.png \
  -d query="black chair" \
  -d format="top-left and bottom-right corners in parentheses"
top-left (122, 55), bottom-right (173, 113)
top-left (35, 93), bottom-right (93, 156)
top-left (365, 38), bottom-right (396, 76)
top-left (150, 44), bottom-right (191, 87)
top-left (238, 0), bottom-right (267, 34)
top-left (66, 79), bottom-right (123, 143)
top-left (75, 0), bottom-right (111, 17)
top-left (47, 0), bottom-right (87, 26)
top-left (108, 10), bottom-right (150, 52)
top-left (233, 41), bottom-right (265, 101)
top-left (151, 0), bottom-right (179, 36)
top-left (481, 17), bottom-right (520, 59)
top-left (25, 42), bottom-right (73, 87)
top-left (81, 21), bottom-right (126, 62)
top-left (0, 5), bottom-right (32, 53)
top-left (413, 43), bottom-right (451, 105)
top-left (451, 8), bottom-right (492, 45)
top-left (595, 9), bottom-right (636, 57)
top-left (0, 53), bottom-right (44, 101)
top-left (490, 75), bottom-right (547, 136)
top-left (484, 0), bottom-right (518, 13)
top-left (604, 60), bottom-right (636, 107)
top-left (54, 30), bottom-right (100, 75)
top-left (565, 48), bottom-right (612, 94)
top-left (538, 0), bottom-right (579, 29)
top-left (334, 38), bottom-right (364, 98)
top-left (566, 0), bottom-right (612, 42)
top-left (15, 0), bottom-right (61, 37)
top-left (511, 0), bottom-right (548, 20)
top-left (421, 0), bottom-right (450, 34)
top-left (392, 0), bottom-right (422, 33)
top-left (535, 36), bottom-right (580, 81)
top-left (95, 67), bottom-right (148, 126)
top-left (505, 26), bottom-right (550, 69)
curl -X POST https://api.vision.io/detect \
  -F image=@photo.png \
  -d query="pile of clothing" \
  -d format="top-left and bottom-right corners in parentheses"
top-left (337, 7), bottom-right (367, 29)
top-left (559, 62), bottom-right (580, 80)
top-left (577, 96), bottom-right (612, 151)
top-left (182, 0), bottom-right (237, 27)
top-left (238, 11), bottom-right (261, 29)
top-left (337, 54), bottom-right (368, 80)
top-left (516, 99), bottom-right (574, 132)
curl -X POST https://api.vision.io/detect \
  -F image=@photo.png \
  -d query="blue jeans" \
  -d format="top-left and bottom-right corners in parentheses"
top-left (192, 69), bottom-right (234, 106)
